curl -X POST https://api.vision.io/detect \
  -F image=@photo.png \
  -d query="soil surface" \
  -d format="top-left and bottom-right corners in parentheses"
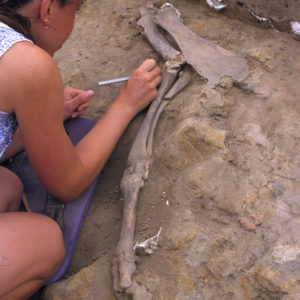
top-left (43, 1), bottom-right (300, 299)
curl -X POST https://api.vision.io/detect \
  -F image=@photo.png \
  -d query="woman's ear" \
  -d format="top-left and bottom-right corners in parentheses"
top-left (39, 0), bottom-right (55, 26)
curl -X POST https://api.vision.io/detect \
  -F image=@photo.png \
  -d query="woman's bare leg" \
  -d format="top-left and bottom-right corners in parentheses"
top-left (0, 166), bottom-right (23, 212)
top-left (0, 166), bottom-right (65, 299)
top-left (0, 212), bottom-right (65, 300)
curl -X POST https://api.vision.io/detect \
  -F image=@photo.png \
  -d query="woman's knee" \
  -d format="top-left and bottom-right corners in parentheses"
top-left (0, 166), bottom-right (23, 212)
top-left (34, 216), bottom-right (65, 279)
top-left (0, 213), bottom-right (65, 296)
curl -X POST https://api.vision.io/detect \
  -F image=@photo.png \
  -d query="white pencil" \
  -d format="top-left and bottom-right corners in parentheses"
top-left (98, 76), bottom-right (130, 86)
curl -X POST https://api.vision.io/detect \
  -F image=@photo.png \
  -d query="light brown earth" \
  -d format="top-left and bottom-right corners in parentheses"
top-left (43, 0), bottom-right (300, 299)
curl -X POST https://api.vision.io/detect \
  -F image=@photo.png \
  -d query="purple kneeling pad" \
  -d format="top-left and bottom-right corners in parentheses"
top-left (16, 118), bottom-right (100, 285)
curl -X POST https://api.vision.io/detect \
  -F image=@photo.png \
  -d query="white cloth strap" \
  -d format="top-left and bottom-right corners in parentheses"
top-left (0, 22), bottom-right (10, 29)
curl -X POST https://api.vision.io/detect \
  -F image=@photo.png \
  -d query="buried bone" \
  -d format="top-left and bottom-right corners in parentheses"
top-left (154, 3), bottom-right (249, 87)
top-left (112, 61), bottom-right (187, 300)
top-left (112, 12), bottom-right (188, 297)
top-left (206, 0), bottom-right (227, 10)
top-left (138, 3), bottom-right (183, 62)
top-left (164, 65), bottom-right (193, 99)
top-left (134, 227), bottom-right (162, 256)
top-left (205, 0), bottom-right (227, 11)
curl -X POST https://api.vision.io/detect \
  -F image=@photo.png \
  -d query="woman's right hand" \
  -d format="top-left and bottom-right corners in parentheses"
top-left (116, 59), bottom-right (162, 117)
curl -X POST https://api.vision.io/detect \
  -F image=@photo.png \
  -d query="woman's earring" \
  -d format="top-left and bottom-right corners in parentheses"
top-left (44, 18), bottom-right (50, 29)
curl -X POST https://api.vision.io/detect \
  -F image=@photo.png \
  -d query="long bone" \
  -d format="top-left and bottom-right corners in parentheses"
top-left (154, 3), bottom-right (249, 88)
top-left (112, 63), bottom-right (183, 300)
top-left (112, 5), bottom-right (191, 300)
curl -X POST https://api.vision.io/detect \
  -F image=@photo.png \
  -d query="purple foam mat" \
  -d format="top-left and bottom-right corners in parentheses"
top-left (16, 118), bottom-right (100, 285)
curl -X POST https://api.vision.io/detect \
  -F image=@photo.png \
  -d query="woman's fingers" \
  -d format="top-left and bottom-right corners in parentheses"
top-left (64, 88), bottom-right (94, 120)
top-left (64, 86), bottom-right (81, 99)
top-left (77, 102), bottom-right (89, 112)
top-left (148, 66), bottom-right (161, 81)
top-left (151, 73), bottom-right (162, 88)
top-left (75, 90), bottom-right (93, 107)
top-left (73, 90), bottom-right (93, 107)
top-left (138, 58), bottom-right (157, 72)
top-left (133, 59), bottom-right (161, 83)
top-left (69, 94), bottom-right (91, 118)
top-left (114, 58), bottom-right (162, 117)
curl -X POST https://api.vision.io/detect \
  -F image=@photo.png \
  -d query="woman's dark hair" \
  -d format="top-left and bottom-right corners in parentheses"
top-left (0, 0), bottom-right (69, 40)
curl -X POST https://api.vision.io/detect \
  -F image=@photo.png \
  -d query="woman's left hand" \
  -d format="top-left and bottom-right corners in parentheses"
top-left (63, 86), bottom-right (94, 120)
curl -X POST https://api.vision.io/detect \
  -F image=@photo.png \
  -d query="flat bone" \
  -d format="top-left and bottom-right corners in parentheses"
top-left (155, 4), bottom-right (249, 88)
top-left (138, 3), bottom-right (183, 62)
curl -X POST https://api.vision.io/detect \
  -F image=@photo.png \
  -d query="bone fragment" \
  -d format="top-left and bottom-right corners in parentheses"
top-left (164, 65), bottom-right (193, 99)
top-left (206, 0), bottom-right (227, 11)
top-left (291, 21), bottom-right (300, 36)
top-left (154, 4), bottom-right (249, 87)
top-left (134, 227), bottom-right (162, 256)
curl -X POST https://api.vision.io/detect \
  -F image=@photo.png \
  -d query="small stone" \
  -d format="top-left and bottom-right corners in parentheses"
top-left (241, 217), bottom-right (257, 231)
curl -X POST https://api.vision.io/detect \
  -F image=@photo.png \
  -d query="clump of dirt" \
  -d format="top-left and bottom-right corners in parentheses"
top-left (43, 0), bottom-right (300, 299)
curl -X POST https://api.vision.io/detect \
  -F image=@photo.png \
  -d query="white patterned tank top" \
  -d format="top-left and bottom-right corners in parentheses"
top-left (0, 22), bottom-right (32, 159)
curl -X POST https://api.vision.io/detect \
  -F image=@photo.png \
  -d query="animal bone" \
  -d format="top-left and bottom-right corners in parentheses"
top-left (134, 227), bottom-right (162, 256)
top-left (164, 65), bottom-right (193, 99)
top-left (112, 61), bottom-right (185, 300)
top-left (205, 0), bottom-right (227, 11)
top-left (154, 3), bottom-right (249, 87)
top-left (138, 3), bottom-right (183, 62)
top-left (291, 21), bottom-right (300, 36)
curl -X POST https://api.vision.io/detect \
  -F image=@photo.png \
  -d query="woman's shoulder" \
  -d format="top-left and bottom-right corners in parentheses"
top-left (0, 42), bottom-right (63, 110)
top-left (1, 41), bottom-right (56, 72)
top-left (0, 42), bottom-right (61, 91)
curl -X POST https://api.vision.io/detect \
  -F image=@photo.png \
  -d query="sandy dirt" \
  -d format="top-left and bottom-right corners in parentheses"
top-left (44, 0), bottom-right (300, 299)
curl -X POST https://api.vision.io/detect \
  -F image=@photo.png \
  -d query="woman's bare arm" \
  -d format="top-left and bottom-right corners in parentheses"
top-left (1, 87), bottom-right (93, 163)
top-left (3, 43), bottom-right (161, 201)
